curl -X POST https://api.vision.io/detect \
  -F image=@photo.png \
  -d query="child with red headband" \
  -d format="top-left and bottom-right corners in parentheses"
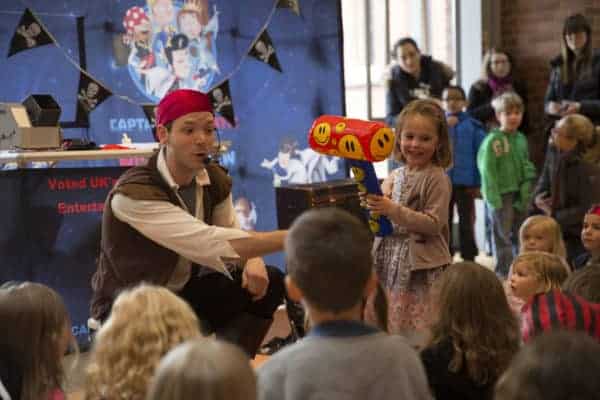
top-left (573, 204), bottom-right (600, 269)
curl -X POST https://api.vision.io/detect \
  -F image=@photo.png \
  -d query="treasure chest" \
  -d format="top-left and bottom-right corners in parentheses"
top-left (275, 179), bottom-right (366, 229)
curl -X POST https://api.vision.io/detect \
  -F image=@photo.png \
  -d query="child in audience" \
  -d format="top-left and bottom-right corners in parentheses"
top-left (506, 215), bottom-right (568, 312)
top-left (421, 262), bottom-right (520, 400)
top-left (519, 215), bottom-right (567, 258)
top-left (495, 331), bottom-right (600, 400)
top-left (365, 99), bottom-right (452, 341)
top-left (0, 282), bottom-right (74, 400)
top-left (521, 288), bottom-right (600, 343)
top-left (85, 284), bottom-right (201, 400)
top-left (508, 251), bottom-right (570, 304)
top-left (147, 338), bottom-right (256, 400)
top-left (477, 91), bottom-right (536, 278)
top-left (257, 208), bottom-right (431, 400)
top-left (442, 85), bottom-right (486, 261)
top-left (562, 264), bottom-right (600, 302)
top-left (532, 114), bottom-right (600, 263)
top-left (573, 203), bottom-right (600, 269)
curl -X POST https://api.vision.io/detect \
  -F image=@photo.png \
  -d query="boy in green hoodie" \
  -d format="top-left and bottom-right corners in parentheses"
top-left (477, 91), bottom-right (536, 278)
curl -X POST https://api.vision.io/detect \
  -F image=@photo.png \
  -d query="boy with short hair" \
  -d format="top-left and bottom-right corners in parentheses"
top-left (257, 208), bottom-right (431, 400)
top-left (443, 85), bottom-right (486, 261)
top-left (477, 91), bottom-right (536, 278)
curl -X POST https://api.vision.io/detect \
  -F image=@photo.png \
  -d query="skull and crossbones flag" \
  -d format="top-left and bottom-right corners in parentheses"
top-left (8, 8), bottom-right (55, 57)
top-left (75, 72), bottom-right (113, 124)
top-left (248, 29), bottom-right (282, 72)
top-left (208, 80), bottom-right (236, 127)
top-left (277, 0), bottom-right (301, 16)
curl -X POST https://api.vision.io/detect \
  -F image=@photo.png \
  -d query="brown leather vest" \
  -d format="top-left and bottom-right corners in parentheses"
top-left (90, 153), bottom-right (231, 320)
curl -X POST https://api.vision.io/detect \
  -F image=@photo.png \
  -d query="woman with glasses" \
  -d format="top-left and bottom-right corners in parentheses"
top-left (545, 14), bottom-right (600, 125)
top-left (467, 48), bottom-right (528, 132)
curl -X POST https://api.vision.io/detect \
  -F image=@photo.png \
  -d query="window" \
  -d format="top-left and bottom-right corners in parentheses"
top-left (342, 0), bottom-right (456, 176)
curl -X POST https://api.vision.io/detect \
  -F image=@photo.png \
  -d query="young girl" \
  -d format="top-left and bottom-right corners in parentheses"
top-left (532, 113), bottom-right (600, 263)
top-left (0, 282), bottom-right (74, 400)
top-left (84, 284), bottom-right (202, 400)
top-left (366, 99), bottom-right (453, 340)
top-left (147, 338), bottom-right (256, 400)
top-left (519, 215), bottom-right (567, 257)
top-left (509, 251), bottom-right (570, 304)
top-left (574, 203), bottom-right (600, 269)
top-left (421, 262), bottom-right (520, 400)
top-left (506, 215), bottom-right (568, 313)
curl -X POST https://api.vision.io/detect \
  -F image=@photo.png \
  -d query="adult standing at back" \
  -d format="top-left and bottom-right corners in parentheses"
top-left (545, 13), bottom-right (600, 125)
top-left (468, 48), bottom-right (528, 131)
top-left (385, 37), bottom-right (454, 127)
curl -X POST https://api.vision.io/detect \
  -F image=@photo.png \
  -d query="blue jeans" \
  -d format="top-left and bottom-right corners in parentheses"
top-left (489, 193), bottom-right (524, 278)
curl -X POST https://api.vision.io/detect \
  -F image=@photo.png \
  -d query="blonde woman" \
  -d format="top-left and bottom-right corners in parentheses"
top-left (85, 284), bottom-right (201, 400)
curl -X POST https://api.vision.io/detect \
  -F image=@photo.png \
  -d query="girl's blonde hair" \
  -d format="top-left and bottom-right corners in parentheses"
top-left (428, 262), bottom-right (520, 385)
top-left (146, 338), bottom-right (256, 400)
top-left (0, 282), bottom-right (73, 400)
top-left (519, 215), bottom-right (567, 259)
top-left (512, 251), bottom-right (571, 293)
top-left (85, 284), bottom-right (201, 400)
top-left (393, 99), bottom-right (453, 169)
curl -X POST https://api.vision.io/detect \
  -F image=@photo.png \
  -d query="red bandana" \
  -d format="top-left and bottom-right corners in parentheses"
top-left (589, 204), bottom-right (600, 217)
top-left (156, 89), bottom-right (213, 126)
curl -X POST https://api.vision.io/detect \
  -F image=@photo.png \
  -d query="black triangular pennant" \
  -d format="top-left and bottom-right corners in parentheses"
top-left (7, 8), bottom-right (54, 57)
top-left (141, 103), bottom-right (158, 140)
top-left (75, 72), bottom-right (113, 124)
top-left (208, 81), bottom-right (236, 127)
top-left (248, 30), bottom-right (282, 72)
top-left (277, 0), bottom-right (301, 16)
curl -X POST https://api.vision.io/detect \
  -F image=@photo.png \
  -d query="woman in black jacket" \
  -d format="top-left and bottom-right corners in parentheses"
top-left (467, 48), bottom-right (528, 132)
top-left (545, 13), bottom-right (600, 125)
top-left (385, 37), bottom-right (454, 127)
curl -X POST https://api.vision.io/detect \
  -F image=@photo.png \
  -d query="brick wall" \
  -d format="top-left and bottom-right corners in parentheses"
top-left (499, 1), bottom-right (600, 167)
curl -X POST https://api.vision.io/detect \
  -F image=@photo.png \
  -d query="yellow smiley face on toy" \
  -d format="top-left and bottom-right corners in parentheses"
top-left (312, 122), bottom-right (331, 145)
top-left (338, 135), bottom-right (364, 160)
top-left (369, 219), bottom-right (380, 233)
top-left (351, 166), bottom-right (365, 181)
top-left (369, 128), bottom-right (394, 161)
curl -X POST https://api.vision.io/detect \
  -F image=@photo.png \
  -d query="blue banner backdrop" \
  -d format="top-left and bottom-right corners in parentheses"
top-left (0, 0), bottom-right (345, 342)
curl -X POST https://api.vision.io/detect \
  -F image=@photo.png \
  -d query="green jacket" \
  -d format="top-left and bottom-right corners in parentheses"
top-left (477, 128), bottom-right (536, 211)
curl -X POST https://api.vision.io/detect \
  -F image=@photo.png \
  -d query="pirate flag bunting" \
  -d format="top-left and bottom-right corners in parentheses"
top-left (7, 8), bottom-right (55, 57)
top-left (248, 29), bottom-right (282, 72)
top-left (277, 0), bottom-right (301, 16)
top-left (141, 103), bottom-right (158, 139)
top-left (75, 72), bottom-right (113, 124)
top-left (208, 80), bottom-right (235, 127)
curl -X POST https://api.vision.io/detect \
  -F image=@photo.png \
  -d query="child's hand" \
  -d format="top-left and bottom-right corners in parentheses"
top-left (535, 192), bottom-right (552, 215)
top-left (365, 194), bottom-right (398, 217)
